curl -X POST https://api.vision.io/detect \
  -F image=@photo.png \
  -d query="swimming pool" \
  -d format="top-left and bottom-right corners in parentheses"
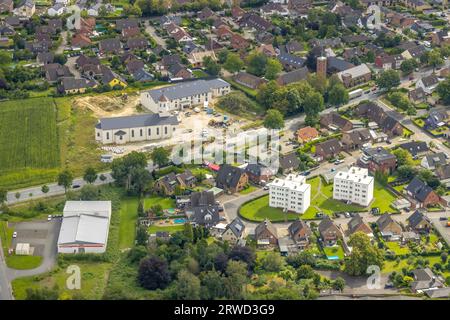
top-left (174, 218), bottom-right (187, 224)
top-left (327, 256), bottom-right (340, 260)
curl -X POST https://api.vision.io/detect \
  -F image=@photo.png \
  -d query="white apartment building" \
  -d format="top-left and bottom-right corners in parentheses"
top-left (269, 173), bottom-right (311, 214)
top-left (333, 166), bottom-right (374, 207)
top-left (140, 78), bottom-right (231, 113)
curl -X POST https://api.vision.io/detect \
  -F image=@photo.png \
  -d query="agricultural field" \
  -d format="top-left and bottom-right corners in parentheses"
top-left (0, 98), bottom-right (60, 189)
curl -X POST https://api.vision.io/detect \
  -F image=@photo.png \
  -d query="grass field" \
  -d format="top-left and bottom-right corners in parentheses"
top-left (239, 185), bottom-right (259, 195)
top-left (385, 242), bottom-right (410, 256)
top-left (119, 196), bottom-right (176, 248)
top-left (12, 262), bottom-right (112, 300)
top-left (0, 98), bottom-right (60, 189)
top-left (6, 255), bottom-right (43, 270)
top-left (323, 246), bottom-right (345, 260)
top-left (239, 195), bottom-right (300, 222)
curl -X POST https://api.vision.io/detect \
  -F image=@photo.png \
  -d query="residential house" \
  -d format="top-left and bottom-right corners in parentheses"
top-left (410, 21), bottom-right (434, 34)
top-left (416, 74), bottom-right (440, 95)
top-left (356, 102), bottom-right (403, 137)
top-left (431, 30), bottom-right (450, 47)
top-left (230, 33), bottom-right (250, 50)
top-left (376, 214), bottom-right (402, 241)
top-left (100, 65), bottom-right (127, 88)
top-left (320, 111), bottom-right (353, 132)
top-left (244, 163), bottom-right (273, 185)
top-left (197, 7), bottom-right (215, 20)
top-left (13, 0), bottom-right (35, 17)
top-left (407, 210), bottom-right (432, 233)
top-left (238, 12), bottom-right (273, 32)
top-left (296, 126), bottom-right (319, 144)
top-left (140, 78), bottom-right (231, 113)
top-left (315, 138), bottom-right (342, 161)
top-left (256, 44), bottom-right (277, 57)
top-left (342, 34), bottom-right (371, 45)
top-left (47, 3), bottom-right (65, 16)
top-left (375, 54), bottom-right (404, 70)
top-left (255, 219), bottom-right (278, 246)
top-left (318, 217), bottom-right (342, 246)
top-left (216, 164), bottom-right (248, 194)
top-left (358, 147), bottom-right (397, 174)
top-left (116, 19), bottom-right (139, 31)
top-left (436, 164), bottom-right (450, 187)
top-left (341, 128), bottom-right (372, 151)
top-left (127, 37), bottom-right (149, 51)
top-left (398, 141), bottom-right (429, 158)
top-left (94, 113), bottom-right (179, 145)
top-left (410, 268), bottom-right (444, 293)
top-left (168, 63), bottom-right (192, 81)
top-left (276, 67), bottom-right (309, 86)
top-left (233, 72), bottom-right (267, 90)
top-left (347, 213), bottom-right (373, 237)
top-left (99, 38), bottom-right (122, 54)
top-left (405, 177), bottom-right (444, 208)
top-left (126, 59), bottom-right (145, 75)
top-left (337, 63), bottom-right (372, 88)
top-left (0, 23), bottom-right (15, 36)
top-left (132, 69), bottom-right (154, 82)
top-left (71, 33), bottom-right (92, 48)
top-left (424, 110), bottom-right (448, 129)
top-left (285, 40), bottom-right (302, 54)
top-left (401, 45), bottom-right (427, 60)
top-left (0, 0), bottom-right (13, 13)
top-left (222, 218), bottom-right (246, 244)
top-left (408, 87), bottom-right (426, 103)
top-left (279, 153), bottom-right (300, 174)
top-left (277, 50), bottom-right (306, 71)
top-left (44, 63), bottom-right (72, 83)
top-left (421, 152), bottom-right (447, 170)
top-left (36, 52), bottom-right (54, 65)
top-left (165, 23), bottom-right (192, 42)
top-left (58, 77), bottom-right (96, 94)
top-left (288, 220), bottom-right (312, 249)
top-left (403, 0), bottom-right (432, 12)
top-left (231, 6), bottom-right (245, 20)
top-left (260, 3), bottom-right (289, 17)
top-left (187, 50), bottom-right (217, 68)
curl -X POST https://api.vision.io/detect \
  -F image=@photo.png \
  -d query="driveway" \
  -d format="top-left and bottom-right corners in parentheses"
top-left (144, 20), bottom-right (167, 49)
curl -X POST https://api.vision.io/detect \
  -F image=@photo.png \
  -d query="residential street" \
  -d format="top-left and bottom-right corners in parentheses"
top-left (144, 20), bottom-right (167, 49)
top-left (0, 242), bottom-right (13, 300)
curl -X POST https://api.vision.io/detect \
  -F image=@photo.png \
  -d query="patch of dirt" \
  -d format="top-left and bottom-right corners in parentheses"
top-left (73, 93), bottom-right (141, 118)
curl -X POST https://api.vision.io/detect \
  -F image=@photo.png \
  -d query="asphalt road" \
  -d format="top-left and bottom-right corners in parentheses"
top-left (0, 242), bottom-right (13, 300)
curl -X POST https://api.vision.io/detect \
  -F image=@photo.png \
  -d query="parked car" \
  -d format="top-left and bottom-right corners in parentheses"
top-left (439, 217), bottom-right (448, 221)
top-left (47, 215), bottom-right (52, 221)
top-left (12, 232), bottom-right (17, 238)
top-left (72, 184), bottom-right (81, 189)
top-left (344, 212), bottom-right (350, 218)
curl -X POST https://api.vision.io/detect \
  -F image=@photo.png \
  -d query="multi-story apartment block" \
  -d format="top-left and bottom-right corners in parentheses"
top-left (333, 167), bottom-right (374, 207)
top-left (140, 78), bottom-right (231, 113)
top-left (269, 174), bottom-right (311, 214)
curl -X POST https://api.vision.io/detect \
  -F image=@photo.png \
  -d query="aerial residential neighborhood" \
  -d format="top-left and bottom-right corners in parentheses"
top-left (1, 0), bottom-right (450, 304)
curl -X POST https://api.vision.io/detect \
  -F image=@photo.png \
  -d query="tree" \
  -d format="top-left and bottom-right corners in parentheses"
top-left (332, 277), bottom-right (346, 291)
top-left (203, 56), bottom-right (221, 76)
top-left (246, 52), bottom-right (267, 76)
top-left (304, 91), bottom-right (324, 126)
top-left (263, 109), bottom-right (284, 129)
top-left (150, 147), bottom-right (169, 168)
top-left (296, 265), bottom-right (315, 279)
top-left (0, 188), bottom-right (7, 204)
top-left (80, 184), bottom-right (98, 200)
top-left (137, 200), bottom-right (145, 217)
top-left (223, 53), bottom-right (244, 73)
top-left (0, 51), bottom-right (12, 65)
top-left (41, 185), bottom-right (49, 194)
top-left (174, 271), bottom-right (201, 300)
top-left (54, 53), bottom-right (67, 65)
top-left (25, 286), bottom-right (59, 300)
top-left (111, 151), bottom-right (148, 191)
top-left (83, 167), bottom-right (98, 184)
top-left (427, 49), bottom-right (444, 71)
top-left (345, 232), bottom-right (384, 276)
top-left (228, 246), bottom-right (256, 270)
top-left (392, 148), bottom-right (413, 166)
top-left (111, 56), bottom-right (121, 69)
top-left (376, 70), bottom-right (400, 91)
top-left (397, 165), bottom-right (417, 180)
top-left (400, 59), bottom-right (418, 75)
top-left (264, 58), bottom-right (282, 80)
top-left (200, 270), bottom-right (225, 299)
top-left (138, 256), bottom-right (171, 290)
top-left (224, 260), bottom-right (248, 299)
top-left (57, 170), bottom-right (73, 193)
top-left (328, 83), bottom-right (349, 107)
top-left (15, 192), bottom-right (20, 200)
top-left (260, 251), bottom-right (285, 272)
top-left (437, 78), bottom-right (450, 105)
top-left (217, 49), bottom-right (229, 64)
top-left (99, 174), bottom-right (107, 182)
top-left (136, 225), bottom-right (148, 246)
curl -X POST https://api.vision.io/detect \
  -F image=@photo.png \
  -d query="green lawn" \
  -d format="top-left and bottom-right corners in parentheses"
top-left (371, 183), bottom-right (398, 213)
top-left (148, 224), bottom-right (185, 234)
top-left (192, 69), bottom-right (208, 78)
top-left (119, 196), bottom-right (176, 249)
top-left (323, 245), bottom-right (345, 260)
top-left (385, 242), bottom-right (410, 255)
top-left (6, 255), bottom-right (43, 270)
top-left (239, 185), bottom-right (259, 195)
top-left (0, 221), bottom-right (13, 251)
top-left (12, 262), bottom-right (112, 300)
top-left (239, 195), bottom-right (300, 222)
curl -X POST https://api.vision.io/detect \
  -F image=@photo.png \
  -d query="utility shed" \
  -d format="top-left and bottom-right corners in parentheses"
top-left (15, 243), bottom-right (31, 255)
top-left (57, 201), bottom-right (112, 254)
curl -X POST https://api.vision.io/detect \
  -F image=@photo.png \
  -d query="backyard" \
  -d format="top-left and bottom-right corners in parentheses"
top-left (323, 245), bottom-right (345, 260)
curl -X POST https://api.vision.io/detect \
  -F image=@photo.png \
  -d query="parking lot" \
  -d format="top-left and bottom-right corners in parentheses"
top-left (10, 220), bottom-right (61, 262)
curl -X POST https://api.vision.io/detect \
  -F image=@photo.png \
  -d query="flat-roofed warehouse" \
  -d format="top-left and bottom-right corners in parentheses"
top-left (57, 201), bottom-right (112, 254)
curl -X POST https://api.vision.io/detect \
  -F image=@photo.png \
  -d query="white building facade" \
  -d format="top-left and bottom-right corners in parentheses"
top-left (95, 113), bottom-right (179, 145)
top-left (140, 78), bottom-right (231, 113)
top-left (333, 166), bottom-right (374, 207)
top-left (269, 173), bottom-right (311, 214)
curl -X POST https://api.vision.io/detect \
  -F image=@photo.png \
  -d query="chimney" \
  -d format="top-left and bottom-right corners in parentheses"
top-left (316, 56), bottom-right (327, 79)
